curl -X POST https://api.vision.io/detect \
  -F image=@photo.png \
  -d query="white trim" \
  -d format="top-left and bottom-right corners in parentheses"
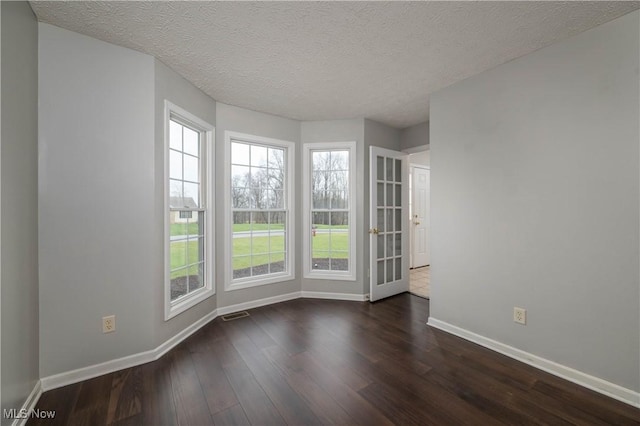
top-left (302, 142), bottom-right (357, 281)
top-left (427, 317), bottom-right (640, 408)
top-left (164, 100), bottom-right (215, 321)
top-left (301, 291), bottom-right (368, 301)
top-left (10, 381), bottom-right (42, 426)
top-left (224, 131), bottom-right (296, 291)
top-left (218, 292), bottom-right (301, 316)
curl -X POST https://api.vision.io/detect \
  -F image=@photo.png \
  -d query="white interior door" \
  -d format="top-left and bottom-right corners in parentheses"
top-left (369, 146), bottom-right (409, 302)
top-left (411, 166), bottom-right (430, 267)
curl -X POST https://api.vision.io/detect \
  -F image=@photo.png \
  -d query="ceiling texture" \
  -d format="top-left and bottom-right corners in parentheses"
top-left (30, 1), bottom-right (639, 129)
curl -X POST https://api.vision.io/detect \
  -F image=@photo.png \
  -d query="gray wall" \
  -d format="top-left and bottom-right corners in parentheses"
top-left (301, 119), bottom-right (365, 294)
top-left (430, 10), bottom-right (639, 391)
top-left (1, 1), bottom-right (39, 419)
top-left (400, 121), bottom-right (429, 152)
top-left (39, 24), bottom-right (156, 377)
top-left (153, 60), bottom-right (217, 346)
top-left (363, 119), bottom-right (402, 293)
top-left (215, 103), bottom-right (301, 307)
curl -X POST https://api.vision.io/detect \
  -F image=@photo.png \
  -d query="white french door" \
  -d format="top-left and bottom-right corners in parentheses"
top-left (369, 146), bottom-right (409, 302)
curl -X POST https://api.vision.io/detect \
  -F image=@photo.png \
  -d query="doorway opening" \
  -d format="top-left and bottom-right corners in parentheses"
top-left (408, 148), bottom-right (430, 298)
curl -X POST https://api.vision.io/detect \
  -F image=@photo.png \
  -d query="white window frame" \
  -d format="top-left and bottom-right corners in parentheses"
top-left (303, 141), bottom-right (357, 281)
top-left (224, 131), bottom-right (296, 291)
top-left (164, 101), bottom-right (215, 320)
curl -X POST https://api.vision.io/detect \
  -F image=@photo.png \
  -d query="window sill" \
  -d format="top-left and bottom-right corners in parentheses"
top-left (165, 286), bottom-right (215, 321)
top-left (303, 271), bottom-right (356, 281)
top-left (226, 272), bottom-right (295, 291)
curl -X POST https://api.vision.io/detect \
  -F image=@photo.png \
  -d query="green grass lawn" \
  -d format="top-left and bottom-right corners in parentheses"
top-left (170, 222), bottom-right (284, 236)
top-left (170, 224), bottom-right (349, 273)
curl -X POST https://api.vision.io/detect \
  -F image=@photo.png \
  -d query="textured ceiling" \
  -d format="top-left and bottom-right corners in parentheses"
top-left (30, 1), bottom-right (639, 128)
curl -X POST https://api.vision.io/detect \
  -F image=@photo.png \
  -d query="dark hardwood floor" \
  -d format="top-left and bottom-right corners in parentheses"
top-left (30, 294), bottom-right (640, 425)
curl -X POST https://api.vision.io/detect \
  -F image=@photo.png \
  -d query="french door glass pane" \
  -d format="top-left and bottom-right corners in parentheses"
top-left (377, 156), bottom-right (384, 180)
top-left (377, 260), bottom-right (385, 285)
top-left (386, 158), bottom-right (393, 181)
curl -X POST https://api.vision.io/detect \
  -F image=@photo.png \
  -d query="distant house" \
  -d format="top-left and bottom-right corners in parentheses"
top-left (169, 196), bottom-right (198, 224)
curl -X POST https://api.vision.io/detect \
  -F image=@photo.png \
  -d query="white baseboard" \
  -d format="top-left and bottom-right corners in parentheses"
top-left (40, 290), bottom-right (367, 392)
top-left (41, 345), bottom-right (156, 392)
top-left (217, 292), bottom-right (301, 316)
top-left (427, 317), bottom-right (640, 408)
top-left (301, 291), bottom-right (368, 301)
top-left (11, 380), bottom-right (42, 426)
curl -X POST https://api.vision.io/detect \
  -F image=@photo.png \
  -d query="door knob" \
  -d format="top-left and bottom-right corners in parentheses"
top-left (369, 228), bottom-right (379, 235)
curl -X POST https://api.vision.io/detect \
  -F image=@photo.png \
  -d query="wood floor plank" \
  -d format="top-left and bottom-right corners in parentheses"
top-left (169, 348), bottom-right (214, 425)
top-left (106, 367), bottom-right (142, 424)
top-left (29, 294), bottom-right (640, 426)
top-left (211, 404), bottom-right (250, 426)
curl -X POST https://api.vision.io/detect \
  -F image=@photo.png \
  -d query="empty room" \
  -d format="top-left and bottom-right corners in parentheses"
top-left (2, 1), bottom-right (639, 425)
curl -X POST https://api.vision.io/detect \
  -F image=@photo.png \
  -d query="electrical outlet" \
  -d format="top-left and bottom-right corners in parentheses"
top-left (513, 307), bottom-right (526, 325)
top-left (102, 315), bottom-right (116, 333)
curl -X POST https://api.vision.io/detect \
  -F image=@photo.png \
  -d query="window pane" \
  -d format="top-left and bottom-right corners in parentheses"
top-left (330, 191), bottom-right (348, 209)
top-left (170, 120), bottom-right (182, 150)
top-left (183, 127), bottom-right (199, 156)
top-left (377, 183), bottom-right (384, 207)
top-left (171, 216), bottom-right (189, 237)
top-left (268, 173), bottom-right (283, 190)
top-left (232, 188), bottom-right (252, 209)
top-left (169, 180), bottom-right (183, 207)
top-left (232, 142), bottom-right (250, 165)
top-left (232, 165), bottom-right (250, 188)
top-left (170, 150), bottom-right (182, 180)
top-left (312, 151), bottom-right (330, 171)
top-left (332, 151), bottom-right (348, 170)
top-left (329, 171), bottom-right (348, 190)
top-left (313, 191), bottom-right (329, 209)
top-left (395, 159), bottom-right (402, 182)
top-left (183, 154), bottom-right (199, 183)
top-left (269, 211), bottom-right (285, 230)
top-left (252, 254), bottom-right (270, 276)
top-left (330, 254), bottom-right (348, 271)
top-left (312, 251), bottom-right (330, 270)
top-left (377, 234), bottom-right (384, 259)
top-left (313, 173), bottom-right (328, 192)
top-left (386, 259), bottom-right (393, 283)
top-left (268, 148), bottom-right (284, 170)
top-left (184, 182), bottom-right (200, 207)
top-left (170, 267), bottom-right (189, 300)
top-left (170, 240), bottom-right (189, 271)
top-left (251, 145), bottom-right (268, 167)
top-left (270, 254), bottom-right (286, 273)
top-left (233, 256), bottom-right (251, 279)
top-left (270, 232), bottom-right (285, 252)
